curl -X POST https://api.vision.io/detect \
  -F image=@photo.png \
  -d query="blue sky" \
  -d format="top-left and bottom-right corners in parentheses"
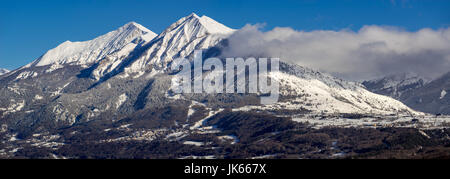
top-left (0, 0), bottom-right (449, 70)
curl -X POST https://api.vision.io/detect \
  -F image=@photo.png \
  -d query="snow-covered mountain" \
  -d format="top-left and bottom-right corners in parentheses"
top-left (0, 68), bottom-right (9, 75)
top-left (2, 13), bottom-right (449, 159)
top-left (400, 72), bottom-right (450, 114)
top-left (362, 72), bottom-right (450, 114)
top-left (125, 13), bottom-right (235, 74)
top-left (79, 13), bottom-right (234, 80)
top-left (363, 73), bottom-right (428, 99)
top-left (1, 13), bottom-right (446, 154)
top-left (25, 22), bottom-right (157, 74)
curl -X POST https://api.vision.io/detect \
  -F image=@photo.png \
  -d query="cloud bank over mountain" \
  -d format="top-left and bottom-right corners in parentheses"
top-left (220, 24), bottom-right (450, 81)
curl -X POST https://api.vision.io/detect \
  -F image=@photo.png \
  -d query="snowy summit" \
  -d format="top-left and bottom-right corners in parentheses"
top-left (126, 13), bottom-right (236, 73)
top-left (26, 22), bottom-right (157, 72)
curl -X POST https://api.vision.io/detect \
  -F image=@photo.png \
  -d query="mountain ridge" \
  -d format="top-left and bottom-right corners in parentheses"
top-left (124, 13), bottom-right (235, 74)
top-left (0, 13), bottom-right (445, 147)
top-left (24, 21), bottom-right (157, 73)
top-left (363, 72), bottom-right (428, 99)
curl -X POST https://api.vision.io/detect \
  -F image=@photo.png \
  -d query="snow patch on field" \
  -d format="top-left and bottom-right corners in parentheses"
top-left (115, 93), bottom-right (128, 109)
top-left (29, 134), bottom-right (64, 148)
top-left (7, 84), bottom-right (24, 95)
top-left (187, 108), bottom-right (195, 119)
top-left (179, 155), bottom-right (216, 159)
top-left (50, 82), bottom-right (71, 97)
top-left (186, 101), bottom-right (206, 120)
top-left (165, 130), bottom-right (189, 141)
top-left (419, 130), bottom-right (431, 139)
top-left (29, 22), bottom-right (156, 75)
top-left (0, 124), bottom-right (8, 133)
top-left (183, 141), bottom-right (204, 146)
top-left (440, 90), bottom-right (447, 100)
top-left (233, 71), bottom-right (422, 123)
top-left (251, 154), bottom-right (278, 159)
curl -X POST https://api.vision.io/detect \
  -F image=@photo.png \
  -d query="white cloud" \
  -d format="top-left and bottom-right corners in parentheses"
top-left (220, 24), bottom-right (450, 81)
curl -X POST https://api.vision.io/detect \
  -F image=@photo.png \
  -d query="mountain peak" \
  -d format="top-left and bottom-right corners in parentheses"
top-left (363, 72), bottom-right (427, 99)
top-left (29, 22), bottom-right (157, 69)
top-left (198, 15), bottom-right (234, 34)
